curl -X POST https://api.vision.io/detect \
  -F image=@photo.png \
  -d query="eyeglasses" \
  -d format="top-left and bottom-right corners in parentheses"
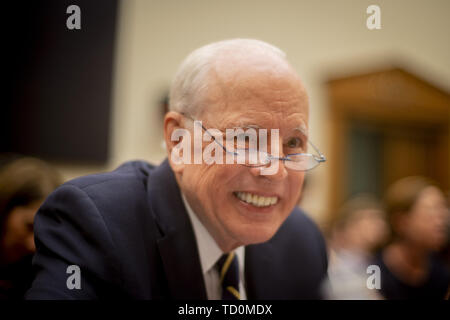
top-left (181, 113), bottom-right (326, 171)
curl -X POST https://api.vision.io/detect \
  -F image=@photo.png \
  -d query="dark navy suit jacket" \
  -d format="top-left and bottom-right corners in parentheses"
top-left (26, 160), bottom-right (328, 299)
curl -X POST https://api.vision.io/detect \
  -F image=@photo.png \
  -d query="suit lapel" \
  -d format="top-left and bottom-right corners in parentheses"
top-left (147, 160), bottom-right (207, 299)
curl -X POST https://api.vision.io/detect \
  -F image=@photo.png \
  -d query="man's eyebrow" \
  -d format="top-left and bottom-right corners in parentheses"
top-left (289, 125), bottom-right (309, 145)
top-left (241, 124), bottom-right (261, 129)
top-left (294, 124), bottom-right (308, 137)
top-left (221, 124), bottom-right (261, 130)
top-left (222, 123), bottom-right (308, 136)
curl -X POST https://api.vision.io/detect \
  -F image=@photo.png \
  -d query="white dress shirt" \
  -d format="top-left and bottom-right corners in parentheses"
top-left (181, 192), bottom-right (247, 300)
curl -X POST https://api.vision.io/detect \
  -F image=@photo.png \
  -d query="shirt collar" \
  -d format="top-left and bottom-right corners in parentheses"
top-left (181, 192), bottom-right (223, 274)
top-left (181, 192), bottom-right (245, 275)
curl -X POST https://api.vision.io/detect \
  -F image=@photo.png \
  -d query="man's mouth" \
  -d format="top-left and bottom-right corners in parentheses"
top-left (233, 191), bottom-right (279, 208)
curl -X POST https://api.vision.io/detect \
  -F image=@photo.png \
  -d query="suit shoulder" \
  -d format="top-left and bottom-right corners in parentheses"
top-left (272, 206), bottom-right (326, 250)
top-left (273, 206), bottom-right (328, 269)
top-left (285, 207), bottom-right (322, 236)
top-left (64, 160), bottom-right (155, 191)
top-left (50, 160), bottom-right (157, 221)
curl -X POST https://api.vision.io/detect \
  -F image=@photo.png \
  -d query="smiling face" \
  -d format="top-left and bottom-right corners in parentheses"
top-left (168, 54), bottom-right (309, 252)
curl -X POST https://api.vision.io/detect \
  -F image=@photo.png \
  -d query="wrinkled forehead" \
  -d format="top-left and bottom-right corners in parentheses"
top-left (216, 112), bottom-right (308, 138)
top-left (200, 59), bottom-right (309, 134)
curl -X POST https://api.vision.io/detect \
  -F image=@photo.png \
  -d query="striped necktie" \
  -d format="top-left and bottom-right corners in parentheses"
top-left (217, 252), bottom-right (240, 300)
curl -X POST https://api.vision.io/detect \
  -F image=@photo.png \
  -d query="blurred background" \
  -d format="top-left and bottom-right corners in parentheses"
top-left (2, 0), bottom-right (449, 228)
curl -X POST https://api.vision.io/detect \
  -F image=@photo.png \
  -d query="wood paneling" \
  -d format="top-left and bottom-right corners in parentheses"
top-left (326, 67), bottom-right (450, 224)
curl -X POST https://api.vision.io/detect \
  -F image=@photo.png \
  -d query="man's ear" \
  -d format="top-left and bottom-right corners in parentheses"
top-left (164, 111), bottom-right (189, 174)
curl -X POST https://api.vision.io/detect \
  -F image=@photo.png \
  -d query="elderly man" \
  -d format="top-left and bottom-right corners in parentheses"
top-left (27, 39), bottom-right (328, 299)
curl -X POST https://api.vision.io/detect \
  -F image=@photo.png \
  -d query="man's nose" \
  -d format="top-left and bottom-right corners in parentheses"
top-left (249, 157), bottom-right (289, 179)
top-left (250, 138), bottom-right (289, 179)
top-left (267, 158), bottom-right (289, 180)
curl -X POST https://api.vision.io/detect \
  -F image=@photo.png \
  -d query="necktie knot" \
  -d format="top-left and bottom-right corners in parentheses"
top-left (216, 252), bottom-right (240, 300)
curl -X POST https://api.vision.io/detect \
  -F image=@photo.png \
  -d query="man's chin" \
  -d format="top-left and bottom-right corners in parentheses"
top-left (230, 224), bottom-right (280, 246)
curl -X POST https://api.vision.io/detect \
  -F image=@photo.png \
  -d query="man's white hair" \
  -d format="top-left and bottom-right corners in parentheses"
top-left (169, 39), bottom-right (287, 117)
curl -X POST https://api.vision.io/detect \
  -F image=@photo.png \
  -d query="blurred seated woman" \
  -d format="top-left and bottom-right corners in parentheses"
top-left (374, 176), bottom-right (450, 299)
top-left (323, 194), bottom-right (388, 299)
top-left (0, 156), bottom-right (61, 299)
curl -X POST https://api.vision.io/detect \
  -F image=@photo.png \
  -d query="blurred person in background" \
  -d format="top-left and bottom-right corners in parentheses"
top-left (438, 191), bottom-right (450, 271)
top-left (322, 194), bottom-right (388, 299)
top-left (374, 176), bottom-right (450, 299)
top-left (0, 155), bottom-right (61, 299)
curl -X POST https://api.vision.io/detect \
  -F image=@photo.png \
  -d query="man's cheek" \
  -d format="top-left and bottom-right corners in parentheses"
top-left (293, 177), bottom-right (304, 195)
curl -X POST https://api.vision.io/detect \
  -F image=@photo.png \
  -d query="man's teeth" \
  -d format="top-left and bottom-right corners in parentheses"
top-left (235, 192), bottom-right (278, 207)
